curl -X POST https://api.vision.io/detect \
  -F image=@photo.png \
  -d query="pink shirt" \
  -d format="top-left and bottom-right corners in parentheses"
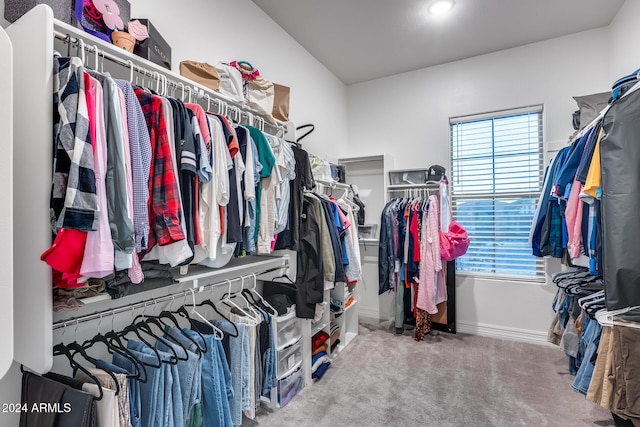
top-left (565, 180), bottom-right (584, 260)
top-left (417, 196), bottom-right (445, 314)
top-left (80, 74), bottom-right (115, 278)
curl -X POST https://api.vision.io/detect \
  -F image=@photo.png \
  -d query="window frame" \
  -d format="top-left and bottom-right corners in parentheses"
top-left (449, 105), bottom-right (545, 282)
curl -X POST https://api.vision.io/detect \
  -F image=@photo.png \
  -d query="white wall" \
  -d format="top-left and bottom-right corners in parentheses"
top-left (0, 1), bottom-right (347, 425)
top-left (609, 0), bottom-right (640, 80)
top-left (347, 27), bottom-right (613, 339)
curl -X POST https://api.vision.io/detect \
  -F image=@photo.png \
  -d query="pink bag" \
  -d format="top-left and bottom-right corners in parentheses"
top-left (439, 220), bottom-right (470, 261)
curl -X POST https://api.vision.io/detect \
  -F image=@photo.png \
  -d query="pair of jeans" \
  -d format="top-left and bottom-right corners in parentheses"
top-left (572, 318), bottom-right (602, 395)
top-left (214, 320), bottom-right (249, 426)
top-left (165, 327), bottom-right (205, 427)
top-left (124, 340), bottom-right (172, 427)
top-left (186, 329), bottom-right (234, 427)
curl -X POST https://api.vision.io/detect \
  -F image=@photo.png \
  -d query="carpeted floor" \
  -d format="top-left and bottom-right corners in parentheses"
top-left (247, 321), bottom-right (614, 427)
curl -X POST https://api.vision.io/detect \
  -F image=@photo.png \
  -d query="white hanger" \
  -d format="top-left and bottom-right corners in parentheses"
top-left (126, 60), bottom-right (134, 83)
top-left (234, 276), bottom-right (262, 319)
top-left (188, 288), bottom-right (224, 340)
top-left (596, 305), bottom-right (640, 327)
top-left (93, 45), bottom-right (101, 71)
top-left (77, 38), bottom-right (86, 66)
top-left (220, 279), bottom-right (258, 321)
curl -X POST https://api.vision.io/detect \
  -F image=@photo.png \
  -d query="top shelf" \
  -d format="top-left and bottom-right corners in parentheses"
top-left (52, 18), bottom-right (285, 132)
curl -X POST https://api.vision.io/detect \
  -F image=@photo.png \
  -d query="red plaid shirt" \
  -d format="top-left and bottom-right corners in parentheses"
top-left (134, 88), bottom-right (186, 251)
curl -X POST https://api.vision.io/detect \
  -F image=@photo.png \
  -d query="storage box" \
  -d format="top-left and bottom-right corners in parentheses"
top-left (277, 368), bottom-right (304, 407)
top-left (133, 18), bottom-right (171, 70)
top-left (276, 339), bottom-right (302, 379)
top-left (4, 0), bottom-right (72, 24)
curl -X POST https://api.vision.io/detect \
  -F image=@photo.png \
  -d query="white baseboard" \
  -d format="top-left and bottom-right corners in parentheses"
top-left (457, 321), bottom-right (553, 346)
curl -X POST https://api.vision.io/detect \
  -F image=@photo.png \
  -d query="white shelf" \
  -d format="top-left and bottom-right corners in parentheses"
top-left (312, 321), bottom-right (329, 336)
top-left (345, 300), bottom-right (358, 312)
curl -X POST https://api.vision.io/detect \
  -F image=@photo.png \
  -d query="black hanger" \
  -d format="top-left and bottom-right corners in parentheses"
top-left (241, 289), bottom-right (276, 316)
top-left (296, 124), bottom-right (315, 143)
top-left (268, 273), bottom-right (295, 285)
top-left (82, 332), bottom-right (146, 383)
top-left (66, 342), bottom-right (121, 396)
top-left (189, 300), bottom-right (239, 338)
top-left (52, 343), bottom-right (104, 401)
top-left (157, 310), bottom-right (207, 356)
top-left (132, 321), bottom-right (180, 364)
top-left (117, 324), bottom-right (165, 367)
top-left (134, 316), bottom-right (189, 362)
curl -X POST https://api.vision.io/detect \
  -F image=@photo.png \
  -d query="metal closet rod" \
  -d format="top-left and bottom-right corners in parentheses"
top-left (52, 30), bottom-right (285, 135)
top-left (52, 265), bottom-right (286, 330)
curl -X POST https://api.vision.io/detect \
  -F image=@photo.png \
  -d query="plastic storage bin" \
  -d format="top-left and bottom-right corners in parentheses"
top-left (277, 339), bottom-right (302, 379)
top-left (278, 367), bottom-right (305, 407)
top-left (275, 316), bottom-right (302, 351)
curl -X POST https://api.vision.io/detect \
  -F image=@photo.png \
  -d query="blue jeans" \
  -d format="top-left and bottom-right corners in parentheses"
top-left (213, 320), bottom-right (248, 426)
top-left (156, 335), bottom-right (189, 427)
top-left (186, 329), bottom-right (234, 427)
top-left (126, 340), bottom-right (171, 427)
top-left (164, 327), bottom-right (204, 427)
top-left (572, 318), bottom-right (602, 395)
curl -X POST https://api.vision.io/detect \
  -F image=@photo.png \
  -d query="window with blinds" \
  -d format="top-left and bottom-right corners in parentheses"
top-left (450, 106), bottom-right (544, 280)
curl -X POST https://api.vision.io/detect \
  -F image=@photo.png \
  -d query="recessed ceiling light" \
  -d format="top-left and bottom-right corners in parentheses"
top-left (427, 0), bottom-right (455, 15)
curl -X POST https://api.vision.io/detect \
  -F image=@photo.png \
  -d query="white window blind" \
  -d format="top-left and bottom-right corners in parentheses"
top-left (450, 106), bottom-right (544, 280)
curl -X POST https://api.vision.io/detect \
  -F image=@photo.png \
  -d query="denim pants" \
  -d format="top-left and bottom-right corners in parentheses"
top-left (126, 340), bottom-right (172, 427)
top-left (165, 327), bottom-right (204, 427)
top-left (213, 320), bottom-right (249, 426)
top-left (156, 333), bottom-right (194, 427)
top-left (572, 318), bottom-right (602, 395)
top-left (186, 329), bottom-right (233, 427)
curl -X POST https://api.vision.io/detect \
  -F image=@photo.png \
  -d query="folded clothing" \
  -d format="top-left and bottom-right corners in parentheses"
top-left (345, 296), bottom-right (355, 308)
top-left (331, 339), bottom-right (341, 353)
top-left (312, 331), bottom-right (330, 351)
top-left (312, 362), bottom-right (331, 380)
top-left (312, 351), bottom-right (330, 372)
top-left (312, 343), bottom-right (328, 356)
top-left (330, 322), bottom-right (340, 336)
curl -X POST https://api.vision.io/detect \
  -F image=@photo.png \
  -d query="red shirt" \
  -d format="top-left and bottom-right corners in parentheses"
top-left (134, 88), bottom-right (186, 251)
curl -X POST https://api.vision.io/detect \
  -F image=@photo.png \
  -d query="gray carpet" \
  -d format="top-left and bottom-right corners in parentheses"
top-left (247, 321), bottom-right (614, 427)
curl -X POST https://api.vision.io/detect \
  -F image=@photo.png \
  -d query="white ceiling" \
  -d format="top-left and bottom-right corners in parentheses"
top-left (251, 0), bottom-right (625, 85)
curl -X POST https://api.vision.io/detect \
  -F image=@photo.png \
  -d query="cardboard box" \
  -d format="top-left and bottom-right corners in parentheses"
top-left (4, 0), bottom-right (72, 24)
top-left (133, 19), bottom-right (171, 70)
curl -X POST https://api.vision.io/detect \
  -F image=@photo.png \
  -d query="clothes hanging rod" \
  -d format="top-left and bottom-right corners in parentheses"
top-left (51, 265), bottom-right (286, 330)
top-left (387, 182), bottom-right (441, 190)
top-left (52, 24), bottom-right (285, 135)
